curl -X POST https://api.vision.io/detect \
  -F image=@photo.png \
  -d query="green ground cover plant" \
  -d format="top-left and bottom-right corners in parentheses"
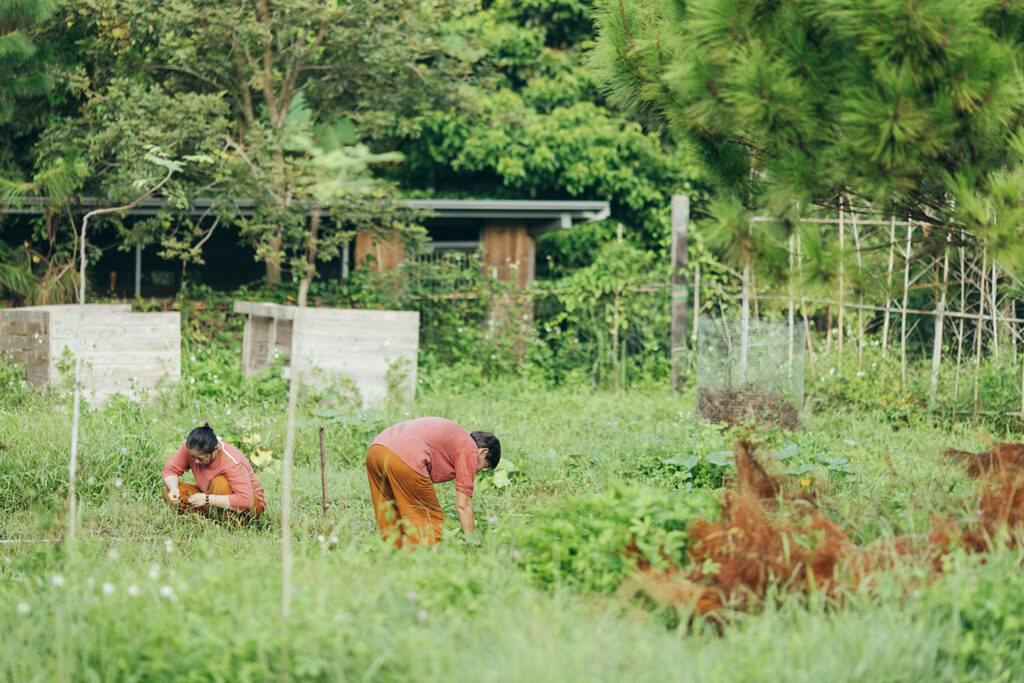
top-left (3, 337), bottom-right (1024, 680)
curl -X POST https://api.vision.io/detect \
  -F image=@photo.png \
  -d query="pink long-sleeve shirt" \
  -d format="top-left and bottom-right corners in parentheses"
top-left (372, 417), bottom-right (480, 496)
top-left (162, 439), bottom-right (266, 510)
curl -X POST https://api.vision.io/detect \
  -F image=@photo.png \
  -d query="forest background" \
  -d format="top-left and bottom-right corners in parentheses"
top-left (4, 0), bottom-right (1024, 416)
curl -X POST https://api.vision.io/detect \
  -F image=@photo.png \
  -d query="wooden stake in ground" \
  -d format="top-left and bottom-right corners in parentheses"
top-left (954, 245), bottom-right (966, 402)
top-left (851, 210), bottom-right (864, 368)
top-left (900, 223), bottom-right (913, 386)
top-left (319, 424), bottom-right (328, 523)
top-left (838, 201), bottom-right (845, 374)
top-left (928, 239), bottom-right (950, 410)
top-left (788, 233), bottom-right (795, 379)
top-left (670, 195), bottom-right (690, 392)
top-left (882, 215), bottom-right (896, 356)
top-left (974, 249), bottom-right (987, 416)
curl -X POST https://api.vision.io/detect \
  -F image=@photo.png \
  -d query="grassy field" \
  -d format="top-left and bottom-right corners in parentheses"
top-left (2, 351), bottom-right (1024, 681)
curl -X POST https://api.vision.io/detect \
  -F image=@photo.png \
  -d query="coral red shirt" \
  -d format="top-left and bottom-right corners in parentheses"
top-left (162, 439), bottom-right (266, 510)
top-left (372, 417), bottom-right (479, 496)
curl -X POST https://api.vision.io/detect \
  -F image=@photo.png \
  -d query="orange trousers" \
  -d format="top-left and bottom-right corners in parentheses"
top-left (162, 476), bottom-right (265, 526)
top-left (365, 444), bottom-right (444, 548)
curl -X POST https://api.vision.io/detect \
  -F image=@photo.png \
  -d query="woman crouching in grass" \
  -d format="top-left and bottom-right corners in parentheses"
top-left (162, 423), bottom-right (266, 526)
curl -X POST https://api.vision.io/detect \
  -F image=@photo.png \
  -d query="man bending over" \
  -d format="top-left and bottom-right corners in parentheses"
top-left (365, 417), bottom-right (500, 548)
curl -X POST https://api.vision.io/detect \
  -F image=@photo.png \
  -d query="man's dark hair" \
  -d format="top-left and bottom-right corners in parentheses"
top-left (471, 431), bottom-right (501, 469)
top-left (186, 422), bottom-right (218, 453)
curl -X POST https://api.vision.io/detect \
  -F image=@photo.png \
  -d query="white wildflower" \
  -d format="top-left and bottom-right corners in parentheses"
top-left (17, 602), bottom-right (30, 615)
top-left (51, 574), bottom-right (65, 587)
top-left (159, 585), bottom-right (175, 600)
top-left (102, 582), bottom-right (115, 596)
top-left (127, 585), bottom-right (140, 597)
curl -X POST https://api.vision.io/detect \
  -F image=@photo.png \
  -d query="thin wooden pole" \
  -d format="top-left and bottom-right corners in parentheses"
top-left (670, 195), bottom-right (690, 392)
top-left (798, 233), bottom-right (815, 376)
top-left (953, 245), bottom-right (966, 402)
top-left (319, 424), bottom-right (328, 523)
top-left (838, 201), bottom-right (845, 373)
top-left (882, 215), bottom-right (896, 356)
top-left (991, 262), bottom-right (1000, 360)
top-left (851, 210), bottom-right (864, 368)
top-left (740, 262), bottom-right (751, 383)
top-left (901, 223), bottom-right (913, 386)
top-left (67, 170), bottom-right (175, 543)
top-left (788, 233), bottom-right (795, 379)
top-left (692, 262), bottom-right (701, 345)
top-left (974, 250), bottom-right (987, 416)
top-left (928, 239), bottom-right (950, 410)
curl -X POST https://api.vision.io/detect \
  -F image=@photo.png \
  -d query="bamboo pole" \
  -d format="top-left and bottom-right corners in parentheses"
top-left (788, 233), bottom-right (795, 379)
top-left (750, 294), bottom-right (1024, 325)
top-left (319, 424), bottom-right (328, 523)
top-left (66, 170), bottom-right (175, 542)
top-left (974, 250), bottom-right (987, 416)
top-left (992, 262), bottom-right (1000, 360)
top-left (798, 233), bottom-right (816, 376)
top-left (901, 223), bottom-right (913, 386)
top-left (838, 201), bottom-right (845, 373)
top-left (851, 210), bottom-right (864, 368)
top-left (953, 245), bottom-right (966, 402)
top-left (928, 240), bottom-right (950, 409)
top-left (692, 262), bottom-right (701, 344)
top-left (882, 215), bottom-right (896, 356)
top-left (740, 262), bottom-right (751, 383)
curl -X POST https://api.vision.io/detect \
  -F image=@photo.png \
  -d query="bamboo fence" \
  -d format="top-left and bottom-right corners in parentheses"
top-left (696, 208), bottom-right (1024, 418)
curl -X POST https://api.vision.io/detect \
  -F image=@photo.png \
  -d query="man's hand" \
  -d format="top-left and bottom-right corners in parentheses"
top-left (456, 491), bottom-right (474, 536)
top-left (166, 486), bottom-right (180, 503)
top-left (187, 492), bottom-right (208, 507)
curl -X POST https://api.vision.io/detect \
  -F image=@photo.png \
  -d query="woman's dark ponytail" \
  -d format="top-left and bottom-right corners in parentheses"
top-left (186, 423), bottom-right (218, 454)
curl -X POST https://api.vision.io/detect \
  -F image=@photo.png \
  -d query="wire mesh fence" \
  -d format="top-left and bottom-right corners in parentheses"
top-left (695, 315), bottom-right (806, 429)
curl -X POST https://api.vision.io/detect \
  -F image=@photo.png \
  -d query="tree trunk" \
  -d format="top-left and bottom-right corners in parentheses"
top-left (265, 232), bottom-right (284, 284)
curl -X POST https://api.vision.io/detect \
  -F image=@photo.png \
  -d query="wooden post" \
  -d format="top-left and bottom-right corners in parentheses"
top-left (740, 262), bottom-right (751, 384)
top-left (691, 262), bottom-right (701, 345)
top-left (851, 212), bottom-right (864, 368)
top-left (991, 263), bottom-right (1000, 360)
top-left (670, 194), bottom-right (690, 392)
top-left (788, 233), bottom-right (795, 379)
top-left (882, 215), bottom-right (896, 356)
top-left (974, 250), bottom-right (987, 416)
top-left (134, 244), bottom-right (142, 298)
top-left (319, 425), bottom-right (328, 523)
top-left (838, 201), bottom-right (845, 373)
top-left (900, 223), bottom-right (913, 386)
top-left (928, 240), bottom-right (950, 410)
top-left (953, 245), bottom-right (966, 402)
top-left (797, 232), bottom-right (815, 376)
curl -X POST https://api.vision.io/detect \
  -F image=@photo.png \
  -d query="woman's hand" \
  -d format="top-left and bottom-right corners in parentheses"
top-left (188, 492), bottom-right (209, 507)
top-left (166, 486), bottom-right (181, 503)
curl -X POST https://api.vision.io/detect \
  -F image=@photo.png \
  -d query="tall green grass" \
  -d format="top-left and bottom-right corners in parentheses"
top-left (0, 353), bottom-right (1017, 681)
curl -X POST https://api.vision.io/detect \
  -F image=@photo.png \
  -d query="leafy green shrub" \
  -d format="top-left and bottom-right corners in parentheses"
top-left (0, 356), bottom-right (35, 408)
top-left (922, 551), bottom-right (1024, 681)
top-left (502, 483), bottom-right (720, 594)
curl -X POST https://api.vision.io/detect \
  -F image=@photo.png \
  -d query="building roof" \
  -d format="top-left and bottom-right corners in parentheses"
top-left (4, 197), bottom-right (611, 233)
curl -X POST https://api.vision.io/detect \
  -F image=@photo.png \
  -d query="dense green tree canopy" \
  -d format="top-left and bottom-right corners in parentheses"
top-left (591, 0), bottom-right (1024, 266)
top-left (390, 0), bottom-right (705, 250)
